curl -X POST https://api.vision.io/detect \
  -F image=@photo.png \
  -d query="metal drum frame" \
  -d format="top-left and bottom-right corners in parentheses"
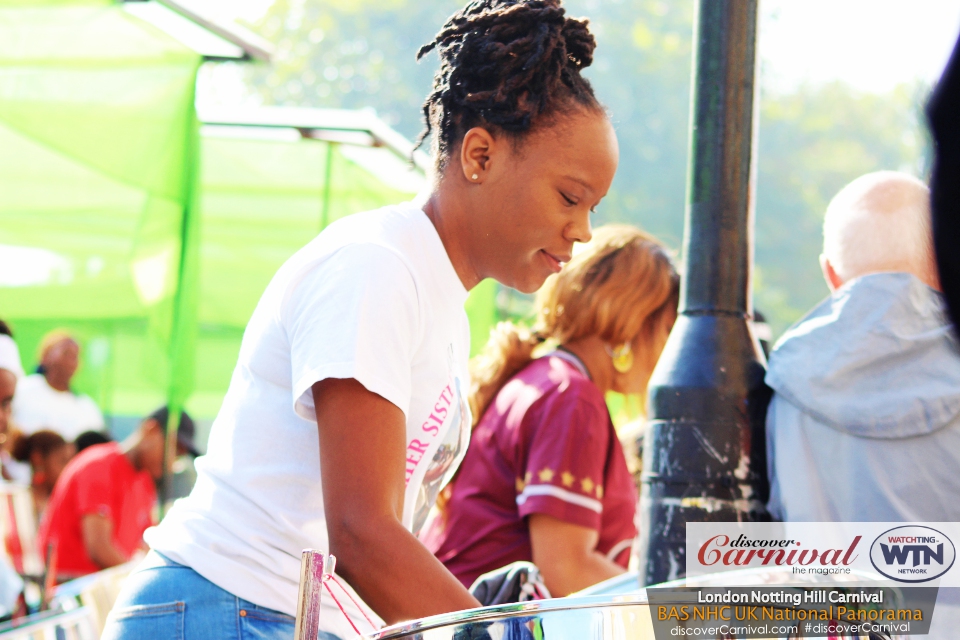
top-left (371, 594), bottom-right (651, 640)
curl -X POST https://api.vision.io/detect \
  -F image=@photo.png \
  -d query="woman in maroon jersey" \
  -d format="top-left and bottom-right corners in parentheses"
top-left (423, 224), bottom-right (679, 596)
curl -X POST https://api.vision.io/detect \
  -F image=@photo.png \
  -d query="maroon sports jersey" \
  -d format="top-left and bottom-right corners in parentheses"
top-left (422, 352), bottom-right (638, 588)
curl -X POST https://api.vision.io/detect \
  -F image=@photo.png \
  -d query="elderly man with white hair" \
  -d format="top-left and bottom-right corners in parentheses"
top-left (765, 170), bottom-right (960, 522)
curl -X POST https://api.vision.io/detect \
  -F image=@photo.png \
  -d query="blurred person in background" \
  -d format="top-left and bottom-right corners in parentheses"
top-left (0, 324), bottom-right (25, 621)
top-left (10, 430), bottom-right (72, 520)
top-left (103, 1), bottom-right (618, 637)
top-left (38, 406), bottom-right (197, 581)
top-left (929, 31), bottom-right (960, 332)
top-left (12, 330), bottom-right (104, 442)
top-left (766, 171), bottom-right (960, 522)
top-left (0, 321), bottom-right (30, 484)
top-left (74, 430), bottom-right (111, 454)
top-left (424, 225), bottom-right (678, 596)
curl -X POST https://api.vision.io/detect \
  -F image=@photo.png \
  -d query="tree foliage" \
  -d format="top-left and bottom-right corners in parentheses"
top-left (755, 83), bottom-right (925, 327)
top-left (241, 0), bottom-right (925, 336)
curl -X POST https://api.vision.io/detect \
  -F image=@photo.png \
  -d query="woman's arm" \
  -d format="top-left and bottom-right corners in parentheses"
top-left (313, 378), bottom-right (480, 625)
top-left (81, 514), bottom-right (128, 569)
top-left (528, 513), bottom-right (625, 596)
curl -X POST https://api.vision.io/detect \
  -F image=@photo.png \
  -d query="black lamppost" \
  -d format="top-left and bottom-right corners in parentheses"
top-left (635, 0), bottom-right (770, 586)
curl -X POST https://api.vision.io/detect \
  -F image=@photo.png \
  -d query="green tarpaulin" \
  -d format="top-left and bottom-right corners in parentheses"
top-left (0, 1), bottom-right (500, 436)
top-left (0, 0), bottom-right (203, 434)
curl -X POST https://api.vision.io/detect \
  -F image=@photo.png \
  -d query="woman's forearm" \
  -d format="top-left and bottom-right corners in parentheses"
top-left (539, 548), bottom-right (624, 596)
top-left (81, 514), bottom-right (128, 569)
top-left (330, 513), bottom-right (480, 624)
top-left (528, 513), bottom-right (626, 596)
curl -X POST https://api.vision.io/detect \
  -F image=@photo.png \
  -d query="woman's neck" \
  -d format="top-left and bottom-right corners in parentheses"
top-left (561, 336), bottom-right (614, 395)
top-left (423, 189), bottom-right (482, 291)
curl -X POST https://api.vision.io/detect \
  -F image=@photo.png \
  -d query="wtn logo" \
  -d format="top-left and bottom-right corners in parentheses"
top-left (870, 526), bottom-right (956, 583)
top-left (880, 543), bottom-right (944, 567)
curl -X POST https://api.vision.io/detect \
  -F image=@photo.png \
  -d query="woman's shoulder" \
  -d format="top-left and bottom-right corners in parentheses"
top-left (279, 202), bottom-right (459, 301)
top-left (322, 200), bottom-right (424, 237)
top-left (524, 355), bottom-right (604, 398)
top-left (503, 355), bottom-right (609, 421)
top-left (278, 241), bottom-right (417, 315)
top-left (272, 205), bottom-right (426, 307)
top-left (290, 202), bottom-right (424, 265)
top-left (489, 357), bottom-right (613, 462)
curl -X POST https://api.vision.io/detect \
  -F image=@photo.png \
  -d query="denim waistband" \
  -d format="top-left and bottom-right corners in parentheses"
top-left (134, 549), bottom-right (187, 572)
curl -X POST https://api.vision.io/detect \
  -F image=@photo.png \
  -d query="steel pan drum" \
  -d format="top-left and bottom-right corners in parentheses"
top-left (293, 551), bottom-right (900, 640)
top-left (369, 569), bottom-right (901, 640)
top-left (370, 594), bottom-right (654, 640)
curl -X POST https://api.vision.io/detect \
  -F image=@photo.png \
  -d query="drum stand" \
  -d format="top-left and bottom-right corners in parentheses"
top-left (294, 549), bottom-right (334, 640)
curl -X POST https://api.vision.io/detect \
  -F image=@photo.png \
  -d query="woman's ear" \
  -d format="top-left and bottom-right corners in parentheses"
top-left (459, 127), bottom-right (497, 183)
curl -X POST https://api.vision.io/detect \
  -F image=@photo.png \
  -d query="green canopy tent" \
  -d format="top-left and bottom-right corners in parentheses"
top-left (1, 31), bottom-right (500, 444)
top-left (0, 1), bottom-right (502, 459)
top-left (0, 0), bottom-right (224, 448)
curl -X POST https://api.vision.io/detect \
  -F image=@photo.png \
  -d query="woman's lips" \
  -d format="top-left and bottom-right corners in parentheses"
top-left (540, 250), bottom-right (569, 273)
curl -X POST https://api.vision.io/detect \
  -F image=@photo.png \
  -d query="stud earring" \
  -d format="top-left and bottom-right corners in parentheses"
top-left (471, 173), bottom-right (479, 180)
top-left (606, 342), bottom-right (634, 374)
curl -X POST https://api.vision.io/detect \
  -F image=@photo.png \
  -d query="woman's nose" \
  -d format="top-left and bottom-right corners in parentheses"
top-left (566, 210), bottom-right (593, 244)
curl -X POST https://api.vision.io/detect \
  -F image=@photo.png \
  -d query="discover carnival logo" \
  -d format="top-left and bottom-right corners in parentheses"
top-left (869, 525), bottom-right (956, 583)
top-left (696, 534), bottom-right (862, 574)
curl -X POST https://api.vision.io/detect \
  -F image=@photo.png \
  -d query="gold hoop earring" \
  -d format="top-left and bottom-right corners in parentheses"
top-left (607, 343), bottom-right (633, 374)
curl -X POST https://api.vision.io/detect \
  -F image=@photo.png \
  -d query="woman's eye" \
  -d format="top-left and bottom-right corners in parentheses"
top-left (561, 193), bottom-right (577, 206)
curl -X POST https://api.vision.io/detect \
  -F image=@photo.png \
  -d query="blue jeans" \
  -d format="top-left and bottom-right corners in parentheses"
top-left (101, 551), bottom-right (342, 640)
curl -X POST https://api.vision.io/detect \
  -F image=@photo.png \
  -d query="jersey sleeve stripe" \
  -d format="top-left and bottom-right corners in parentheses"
top-left (605, 538), bottom-right (634, 561)
top-left (516, 483), bottom-right (603, 513)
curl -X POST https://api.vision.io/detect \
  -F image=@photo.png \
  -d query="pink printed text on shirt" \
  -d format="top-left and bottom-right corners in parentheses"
top-left (404, 383), bottom-right (454, 485)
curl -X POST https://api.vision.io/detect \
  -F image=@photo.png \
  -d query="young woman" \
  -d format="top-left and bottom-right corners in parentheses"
top-left (11, 429), bottom-right (71, 520)
top-left (424, 225), bottom-right (678, 596)
top-left (102, 1), bottom-right (618, 638)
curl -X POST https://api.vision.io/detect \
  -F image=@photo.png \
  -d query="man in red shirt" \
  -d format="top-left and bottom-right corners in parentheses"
top-left (38, 406), bottom-right (198, 579)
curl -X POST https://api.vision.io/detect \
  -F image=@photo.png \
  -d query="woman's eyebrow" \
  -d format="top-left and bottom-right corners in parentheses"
top-left (562, 175), bottom-right (595, 192)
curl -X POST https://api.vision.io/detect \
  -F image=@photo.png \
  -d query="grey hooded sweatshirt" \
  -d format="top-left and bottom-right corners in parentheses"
top-left (765, 272), bottom-right (960, 522)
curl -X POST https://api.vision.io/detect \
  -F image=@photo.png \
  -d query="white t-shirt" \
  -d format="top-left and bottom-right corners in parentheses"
top-left (12, 374), bottom-right (104, 442)
top-left (146, 202), bottom-right (472, 636)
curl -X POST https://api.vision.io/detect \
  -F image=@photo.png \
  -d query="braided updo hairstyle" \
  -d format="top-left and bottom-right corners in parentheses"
top-left (416, 0), bottom-right (602, 171)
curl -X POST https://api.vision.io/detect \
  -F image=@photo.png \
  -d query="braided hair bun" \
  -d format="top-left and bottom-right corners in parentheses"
top-left (416, 0), bottom-right (601, 170)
